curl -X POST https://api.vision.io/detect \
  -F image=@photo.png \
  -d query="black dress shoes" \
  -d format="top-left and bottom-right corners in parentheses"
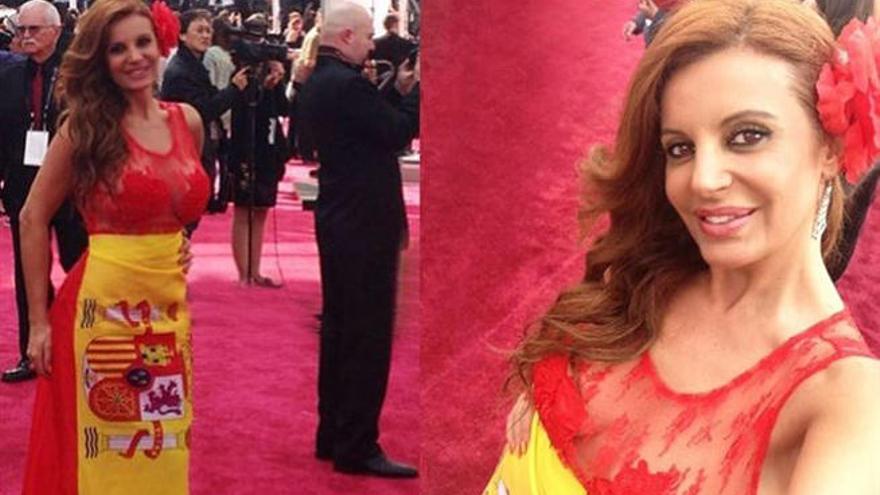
top-left (2, 358), bottom-right (36, 383)
top-left (335, 454), bottom-right (419, 479)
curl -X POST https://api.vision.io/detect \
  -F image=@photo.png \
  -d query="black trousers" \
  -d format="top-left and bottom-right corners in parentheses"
top-left (213, 136), bottom-right (233, 212)
top-left (8, 201), bottom-right (87, 361)
top-left (315, 235), bottom-right (400, 465)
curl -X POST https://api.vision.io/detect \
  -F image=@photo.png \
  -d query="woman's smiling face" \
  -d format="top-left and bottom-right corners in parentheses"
top-left (105, 14), bottom-right (160, 93)
top-left (661, 47), bottom-right (838, 270)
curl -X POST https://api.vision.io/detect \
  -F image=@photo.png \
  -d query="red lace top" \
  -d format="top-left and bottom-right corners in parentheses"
top-left (654, 0), bottom-right (682, 9)
top-left (532, 310), bottom-right (874, 495)
top-left (82, 102), bottom-right (209, 234)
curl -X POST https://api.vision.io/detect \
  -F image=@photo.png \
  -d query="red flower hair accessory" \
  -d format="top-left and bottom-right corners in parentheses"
top-left (150, 1), bottom-right (179, 58)
top-left (816, 17), bottom-right (880, 183)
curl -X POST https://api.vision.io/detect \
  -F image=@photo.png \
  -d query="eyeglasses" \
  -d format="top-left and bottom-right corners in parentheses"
top-left (13, 24), bottom-right (56, 35)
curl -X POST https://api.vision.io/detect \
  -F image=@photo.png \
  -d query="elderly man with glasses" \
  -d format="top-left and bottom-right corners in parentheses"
top-left (0, 0), bottom-right (87, 383)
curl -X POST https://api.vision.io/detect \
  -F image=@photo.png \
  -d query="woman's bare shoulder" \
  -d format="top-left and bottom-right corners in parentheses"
top-left (797, 314), bottom-right (877, 413)
top-left (813, 354), bottom-right (880, 404)
top-left (788, 356), bottom-right (880, 493)
top-left (176, 103), bottom-right (202, 131)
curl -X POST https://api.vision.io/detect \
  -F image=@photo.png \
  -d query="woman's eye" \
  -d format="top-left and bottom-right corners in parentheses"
top-left (108, 44), bottom-right (124, 54)
top-left (729, 128), bottom-right (769, 146)
top-left (665, 142), bottom-right (693, 159)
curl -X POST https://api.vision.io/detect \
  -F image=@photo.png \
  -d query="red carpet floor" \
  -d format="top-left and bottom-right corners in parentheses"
top-left (0, 161), bottom-right (421, 495)
top-left (422, 1), bottom-right (880, 494)
top-left (422, 2), bottom-right (643, 493)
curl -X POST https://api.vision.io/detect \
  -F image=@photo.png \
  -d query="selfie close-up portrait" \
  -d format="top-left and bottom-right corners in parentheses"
top-left (424, 0), bottom-right (880, 494)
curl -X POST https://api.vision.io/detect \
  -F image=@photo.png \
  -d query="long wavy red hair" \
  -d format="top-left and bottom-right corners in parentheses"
top-left (511, 0), bottom-right (843, 386)
top-left (55, 0), bottom-right (155, 205)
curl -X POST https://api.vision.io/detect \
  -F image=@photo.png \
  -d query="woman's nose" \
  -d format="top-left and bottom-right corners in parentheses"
top-left (691, 144), bottom-right (733, 193)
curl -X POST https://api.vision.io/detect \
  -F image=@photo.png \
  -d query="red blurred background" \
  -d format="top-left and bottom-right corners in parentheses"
top-left (421, 1), bottom-right (642, 492)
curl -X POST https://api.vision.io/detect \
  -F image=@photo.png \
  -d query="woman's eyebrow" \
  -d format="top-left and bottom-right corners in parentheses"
top-left (661, 109), bottom-right (778, 137)
top-left (719, 109), bottom-right (777, 126)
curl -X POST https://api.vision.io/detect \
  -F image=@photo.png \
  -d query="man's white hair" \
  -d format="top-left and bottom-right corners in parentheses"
top-left (18, 0), bottom-right (61, 26)
top-left (321, 1), bottom-right (370, 40)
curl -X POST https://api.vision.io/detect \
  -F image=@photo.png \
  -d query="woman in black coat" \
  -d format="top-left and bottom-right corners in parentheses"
top-left (228, 63), bottom-right (289, 287)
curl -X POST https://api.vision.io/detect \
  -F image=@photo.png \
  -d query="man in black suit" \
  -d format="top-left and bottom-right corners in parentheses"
top-left (298, 1), bottom-right (419, 479)
top-left (0, 0), bottom-right (86, 383)
top-left (371, 12), bottom-right (414, 80)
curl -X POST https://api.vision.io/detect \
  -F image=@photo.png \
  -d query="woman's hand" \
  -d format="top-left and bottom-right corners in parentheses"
top-left (637, 0), bottom-right (659, 19)
top-left (506, 392), bottom-right (535, 456)
top-left (27, 323), bottom-right (52, 377)
top-left (179, 235), bottom-right (193, 274)
top-left (623, 20), bottom-right (638, 41)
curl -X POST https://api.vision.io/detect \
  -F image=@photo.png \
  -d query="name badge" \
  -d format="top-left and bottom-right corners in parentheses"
top-left (24, 130), bottom-right (49, 167)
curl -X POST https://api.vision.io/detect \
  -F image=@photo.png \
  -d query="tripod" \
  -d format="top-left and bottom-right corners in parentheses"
top-left (241, 64), bottom-right (265, 285)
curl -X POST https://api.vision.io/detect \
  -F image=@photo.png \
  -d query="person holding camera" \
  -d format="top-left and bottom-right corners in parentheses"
top-left (228, 14), bottom-right (290, 288)
top-left (160, 8), bottom-right (249, 231)
top-left (298, 1), bottom-right (419, 479)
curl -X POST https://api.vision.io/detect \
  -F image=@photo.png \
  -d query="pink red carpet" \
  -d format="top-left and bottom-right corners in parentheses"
top-left (0, 161), bottom-right (421, 495)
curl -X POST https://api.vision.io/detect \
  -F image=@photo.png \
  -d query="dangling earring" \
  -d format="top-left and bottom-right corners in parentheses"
top-left (811, 181), bottom-right (833, 240)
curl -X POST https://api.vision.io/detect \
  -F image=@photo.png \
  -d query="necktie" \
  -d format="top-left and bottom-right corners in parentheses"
top-left (32, 64), bottom-right (43, 130)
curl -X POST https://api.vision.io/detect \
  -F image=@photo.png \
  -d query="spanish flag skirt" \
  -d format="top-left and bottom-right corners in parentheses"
top-left (24, 233), bottom-right (193, 494)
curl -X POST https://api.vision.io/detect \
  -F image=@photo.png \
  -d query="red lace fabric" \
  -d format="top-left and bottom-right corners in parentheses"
top-left (532, 310), bottom-right (874, 495)
top-left (82, 102), bottom-right (209, 234)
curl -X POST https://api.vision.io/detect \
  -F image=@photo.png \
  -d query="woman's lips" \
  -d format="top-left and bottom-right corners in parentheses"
top-left (694, 207), bottom-right (756, 238)
top-left (125, 66), bottom-right (151, 79)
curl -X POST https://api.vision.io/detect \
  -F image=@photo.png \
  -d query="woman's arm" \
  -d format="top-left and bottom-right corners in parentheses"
top-left (789, 358), bottom-right (880, 494)
top-left (18, 123), bottom-right (76, 376)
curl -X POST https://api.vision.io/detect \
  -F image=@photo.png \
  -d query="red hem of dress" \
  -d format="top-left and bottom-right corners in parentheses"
top-left (22, 253), bottom-right (88, 495)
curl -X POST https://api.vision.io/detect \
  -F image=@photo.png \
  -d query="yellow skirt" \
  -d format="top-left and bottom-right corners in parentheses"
top-left (24, 232), bottom-right (192, 494)
top-left (483, 414), bottom-right (586, 495)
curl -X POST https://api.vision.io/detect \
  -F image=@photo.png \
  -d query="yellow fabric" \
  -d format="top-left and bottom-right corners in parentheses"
top-left (76, 233), bottom-right (191, 494)
top-left (299, 26), bottom-right (321, 67)
top-left (483, 414), bottom-right (586, 495)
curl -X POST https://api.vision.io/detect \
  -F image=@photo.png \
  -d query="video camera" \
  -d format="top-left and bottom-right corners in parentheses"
top-left (228, 26), bottom-right (289, 66)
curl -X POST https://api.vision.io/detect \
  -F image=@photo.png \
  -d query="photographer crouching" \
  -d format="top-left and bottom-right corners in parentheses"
top-left (227, 14), bottom-right (291, 288)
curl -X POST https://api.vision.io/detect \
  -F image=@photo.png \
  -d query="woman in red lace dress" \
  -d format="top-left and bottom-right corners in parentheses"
top-left (487, 0), bottom-right (880, 494)
top-left (17, 0), bottom-right (208, 492)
